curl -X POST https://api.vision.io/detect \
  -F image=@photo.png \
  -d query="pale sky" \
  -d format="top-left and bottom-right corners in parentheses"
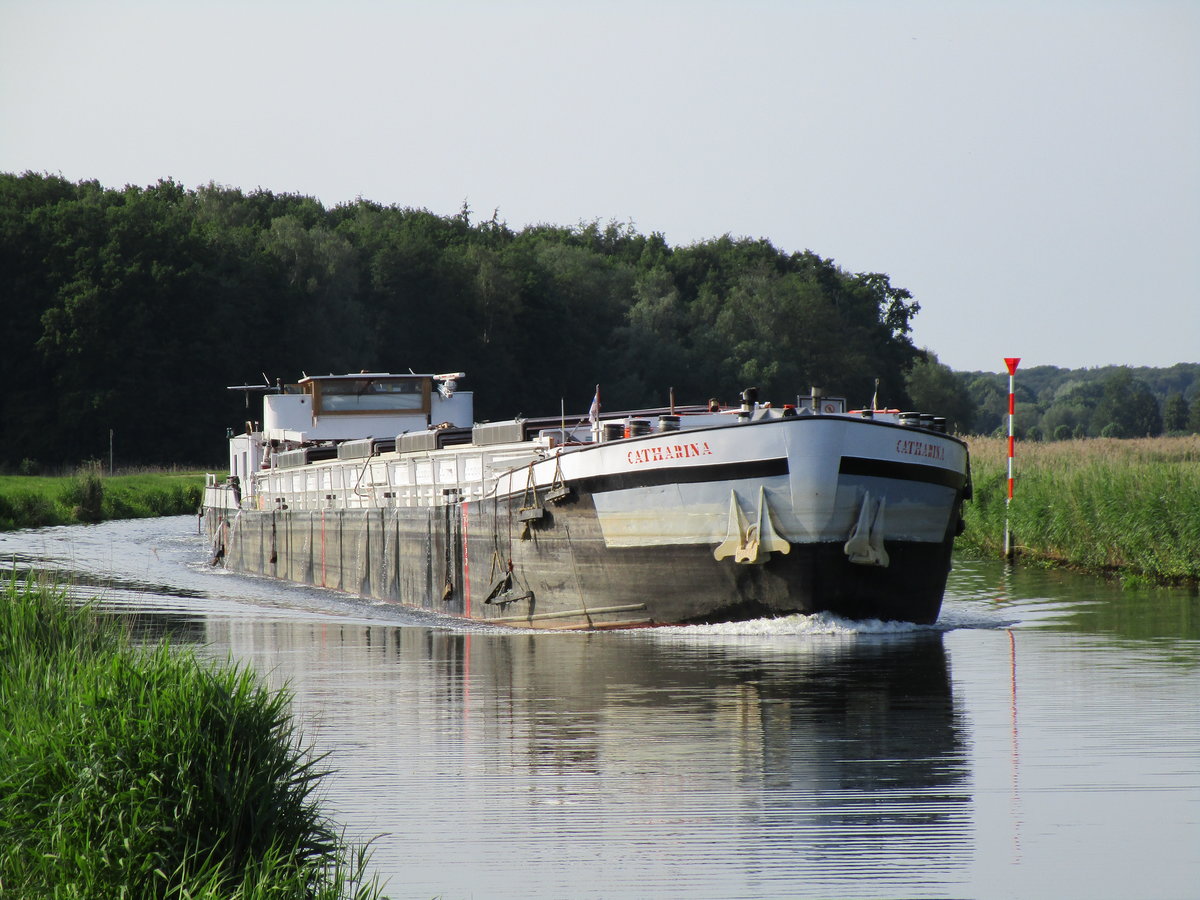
top-left (2, 0), bottom-right (1197, 374)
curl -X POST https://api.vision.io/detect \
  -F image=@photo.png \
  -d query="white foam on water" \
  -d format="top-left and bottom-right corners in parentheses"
top-left (651, 610), bottom-right (928, 638)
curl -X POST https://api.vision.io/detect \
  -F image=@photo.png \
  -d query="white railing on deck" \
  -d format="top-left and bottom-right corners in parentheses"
top-left (254, 447), bottom-right (537, 512)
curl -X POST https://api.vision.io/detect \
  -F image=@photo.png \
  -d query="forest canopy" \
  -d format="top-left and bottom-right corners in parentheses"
top-left (1, 173), bottom-right (927, 467)
top-left (955, 362), bottom-right (1200, 440)
top-left (7, 172), bottom-right (1193, 469)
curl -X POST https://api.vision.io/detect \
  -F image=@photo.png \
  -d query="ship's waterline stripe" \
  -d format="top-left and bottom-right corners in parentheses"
top-left (543, 619), bottom-right (655, 631)
top-left (838, 456), bottom-right (966, 491)
top-left (485, 603), bottom-right (648, 623)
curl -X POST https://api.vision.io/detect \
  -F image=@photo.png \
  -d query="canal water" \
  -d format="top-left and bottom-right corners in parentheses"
top-left (2, 516), bottom-right (1197, 900)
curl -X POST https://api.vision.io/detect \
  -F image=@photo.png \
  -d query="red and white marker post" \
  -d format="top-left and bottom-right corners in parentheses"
top-left (1003, 357), bottom-right (1020, 559)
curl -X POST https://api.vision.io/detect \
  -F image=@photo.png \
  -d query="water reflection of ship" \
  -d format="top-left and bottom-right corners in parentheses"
top-left (484, 631), bottom-right (969, 819)
top-left (206, 619), bottom-right (968, 836)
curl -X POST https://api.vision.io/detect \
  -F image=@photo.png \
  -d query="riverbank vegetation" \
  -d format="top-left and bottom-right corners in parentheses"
top-left (0, 466), bottom-right (205, 530)
top-left (959, 435), bottom-right (1200, 584)
top-left (0, 572), bottom-right (386, 898)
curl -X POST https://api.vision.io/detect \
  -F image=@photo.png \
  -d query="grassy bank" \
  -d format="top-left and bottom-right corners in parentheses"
top-left (0, 571), bottom-right (386, 899)
top-left (959, 435), bottom-right (1200, 584)
top-left (0, 467), bottom-right (206, 530)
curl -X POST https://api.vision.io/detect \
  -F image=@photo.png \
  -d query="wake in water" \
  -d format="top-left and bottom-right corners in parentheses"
top-left (641, 599), bottom-right (1028, 641)
top-left (652, 611), bottom-right (928, 637)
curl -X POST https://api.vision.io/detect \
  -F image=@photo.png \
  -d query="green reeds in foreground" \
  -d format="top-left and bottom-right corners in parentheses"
top-left (959, 435), bottom-right (1200, 583)
top-left (0, 572), bottom-right (387, 899)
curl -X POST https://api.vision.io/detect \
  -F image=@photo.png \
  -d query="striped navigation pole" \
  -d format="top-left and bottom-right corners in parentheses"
top-left (1004, 357), bottom-right (1021, 560)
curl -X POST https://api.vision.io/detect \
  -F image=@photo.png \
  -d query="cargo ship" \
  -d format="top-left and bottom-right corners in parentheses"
top-left (201, 371), bottom-right (971, 628)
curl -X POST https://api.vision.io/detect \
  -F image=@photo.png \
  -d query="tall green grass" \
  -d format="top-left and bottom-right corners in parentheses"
top-left (960, 435), bottom-right (1200, 583)
top-left (0, 571), bottom-right (386, 899)
top-left (0, 469), bottom-right (206, 530)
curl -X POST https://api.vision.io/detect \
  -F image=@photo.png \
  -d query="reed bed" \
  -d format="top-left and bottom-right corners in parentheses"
top-left (0, 470), bottom-right (206, 530)
top-left (0, 571), bottom-right (386, 899)
top-left (959, 435), bottom-right (1200, 583)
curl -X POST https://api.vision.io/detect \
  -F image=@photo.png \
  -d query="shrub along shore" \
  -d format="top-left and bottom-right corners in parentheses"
top-left (0, 467), bottom-right (206, 530)
top-left (0, 572), bottom-right (386, 898)
top-left (959, 435), bottom-right (1200, 584)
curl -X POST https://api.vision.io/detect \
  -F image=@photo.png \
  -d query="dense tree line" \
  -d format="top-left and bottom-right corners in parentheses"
top-left (1, 172), bottom-right (927, 468)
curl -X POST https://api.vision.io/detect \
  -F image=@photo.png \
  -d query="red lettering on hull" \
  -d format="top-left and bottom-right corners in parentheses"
top-left (895, 439), bottom-right (946, 461)
top-left (627, 441), bottom-right (714, 466)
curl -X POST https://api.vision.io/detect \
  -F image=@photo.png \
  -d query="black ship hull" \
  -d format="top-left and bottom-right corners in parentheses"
top-left (205, 483), bottom-right (959, 629)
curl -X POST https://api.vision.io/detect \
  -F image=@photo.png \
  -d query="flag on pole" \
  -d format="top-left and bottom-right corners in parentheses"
top-left (588, 385), bottom-right (601, 424)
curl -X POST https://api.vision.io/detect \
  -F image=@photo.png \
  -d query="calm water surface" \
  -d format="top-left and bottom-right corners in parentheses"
top-left (2, 516), bottom-right (1197, 900)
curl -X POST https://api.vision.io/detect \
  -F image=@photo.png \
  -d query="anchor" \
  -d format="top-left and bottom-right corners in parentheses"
top-left (483, 556), bottom-right (534, 605)
top-left (713, 487), bottom-right (790, 564)
top-left (484, 569), bottom-right (513, 603)
top-left (844, 491), bottom-right (890, 567)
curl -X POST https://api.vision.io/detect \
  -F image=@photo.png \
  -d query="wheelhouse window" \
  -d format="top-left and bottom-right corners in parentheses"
top-left (308, 377), bottom-right (430, 415)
